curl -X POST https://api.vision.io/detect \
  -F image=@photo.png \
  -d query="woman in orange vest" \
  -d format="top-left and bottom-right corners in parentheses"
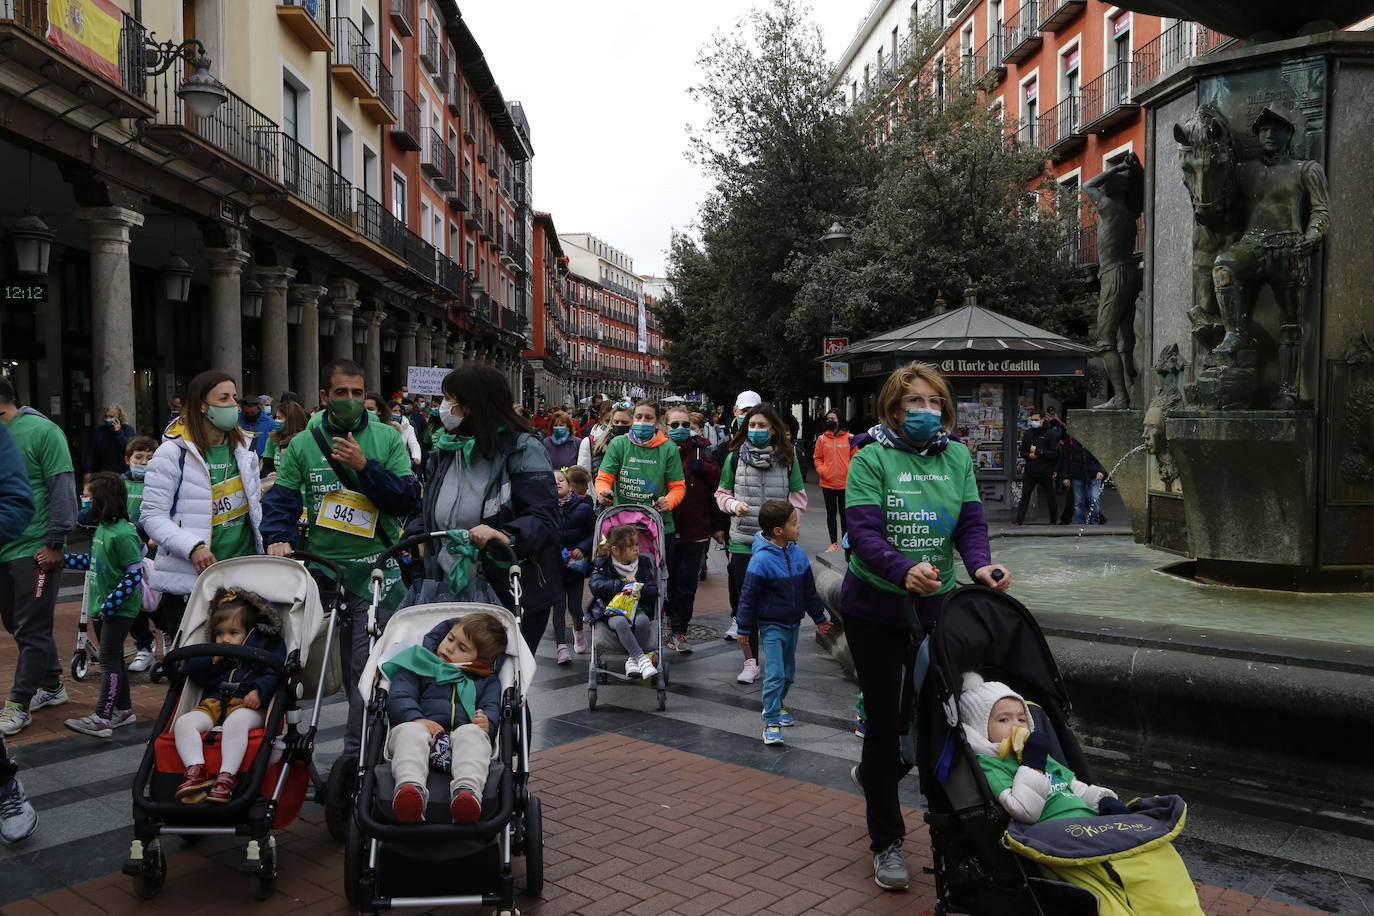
top-left (812, 410), bottom-right (854, 552)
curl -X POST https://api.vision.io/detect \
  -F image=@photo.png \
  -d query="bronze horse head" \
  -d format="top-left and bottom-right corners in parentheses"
top-left (1174, 103), bottom-right (1242, 228)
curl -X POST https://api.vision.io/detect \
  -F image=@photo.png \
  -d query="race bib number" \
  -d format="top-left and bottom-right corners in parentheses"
top-left (317, 488), bottom-right (379, 539)
top-left (210, 475), bottom-right (248, 527)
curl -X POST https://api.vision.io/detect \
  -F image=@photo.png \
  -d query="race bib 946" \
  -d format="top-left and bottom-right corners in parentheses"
top-left (210, 475), bottom-right (248, 527)
top-left (317, 487), bottom-right (379, 539)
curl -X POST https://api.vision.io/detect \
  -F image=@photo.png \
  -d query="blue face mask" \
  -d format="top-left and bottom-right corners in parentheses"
top-left (271, 419), bottom-right (285, 433)
top-left (747, 429), bottom-right (771, 447)
top-left (129, 463), bottom-right (147, 479)
top-left (80, 496), bottom-right (92, 512)
top-left (668, 427), bottom-right (691, 444)
top-left (551, 426), bottom-right (569, 443)
top-left (902, 407), bottom-right (943, 444)
top-left (631, 422), bottom-right (656, 440)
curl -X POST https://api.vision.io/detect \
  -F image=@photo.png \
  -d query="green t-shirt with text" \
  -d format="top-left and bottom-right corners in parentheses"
top-left (978, 753), bottom-right (1098, 822)
top-left (125, 478), bottom-right (145, 524)
top-left (598, 435), bottom-right (685, 535)
top-left (205, 443), bottom-right (256, 560)
top-left (844, 441), bottom-right (980, 595)
top-left (274, 412), bottom-right (412, 605)
top-left (90, 519), bottom-right (145, 619)
top-left (0, 412), bottom-right (74, 563)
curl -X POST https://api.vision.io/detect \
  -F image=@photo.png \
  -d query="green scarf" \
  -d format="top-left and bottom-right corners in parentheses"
top-left (434, 432), bottom-right (477, 467)
top-left (381, 644), bottom-right (479, 721)
top-left (444, 528), bottom-right (480, 596)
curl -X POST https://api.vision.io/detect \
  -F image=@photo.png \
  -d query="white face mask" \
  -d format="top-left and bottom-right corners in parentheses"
top-left (439, 399), bottom-right (463, 432)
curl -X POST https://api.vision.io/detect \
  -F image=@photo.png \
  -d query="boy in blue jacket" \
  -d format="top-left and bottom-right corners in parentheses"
top-left (736, 499), bottom-right (832, 746)
top-left (383, 612), bottom-right (506, 824)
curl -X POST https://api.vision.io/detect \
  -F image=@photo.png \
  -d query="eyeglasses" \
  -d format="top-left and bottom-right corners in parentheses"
top-left (901, 395), bottom-right (946, 410)
top-left (667, 421), bottom-right (691, 429)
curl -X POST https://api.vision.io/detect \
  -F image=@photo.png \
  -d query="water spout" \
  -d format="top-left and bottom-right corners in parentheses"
top-left (1083, 443), bottom-right (1148, 528)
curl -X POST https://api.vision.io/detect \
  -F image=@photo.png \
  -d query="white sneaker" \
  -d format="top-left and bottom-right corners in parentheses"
top-left (637, 656), bottom-right (658, 679)
top-left (0, 703), bottom-right (30, 737)
top-left (737, 659), bottom-right (760, 684)
top-left (64, 714), bottom-right (114, 739)
top-left (0, 777), bottom-right (37, 845)
top-left (109, 708), bottom-right (137, 730)
top-left (28, 684), bottom-right (68, 711)
top-left (625, 658), bottom-right (639, 678)
top-left (723, 621), bottom-right (738, 640)
top-left (127, 649), bottom-right (156, 673)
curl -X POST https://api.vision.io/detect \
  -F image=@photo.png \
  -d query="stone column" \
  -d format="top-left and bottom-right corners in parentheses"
top-left (256, 265), bottom-right (296, 400)
top-left (330, 279), bottom-right (360, 362)
top-left (398, 321), bottom-right (418, 381)
top-left (73, 207), bottom-right (145, 419)
top-left (415, 319), bottom-right (432, 367)
top-left (202, 246), bottom-right (251, 381)
top-left (291, 283), bottom-right (328, 397)
top-left (444, 335), bottom-right (457, 369)
top-left (362, 306), bottom-right (386, 390)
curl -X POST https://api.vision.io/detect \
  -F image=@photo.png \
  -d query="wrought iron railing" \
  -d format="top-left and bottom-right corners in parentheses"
top-left (1038, 96), bottom-right (1081, 148)
top-left (280, 0), bottom-right (325, 28)
top-left (1134, 20), bottom-right (1238, 86)
top-left (0, 0), bottom-right (46, 34)
top-left (119, 12), bottom-right (149, 99)
top-left (151, 66), bottom-right (281, 181)
top-left (1004, 0), bottom-right (1044, 58)
top-left (389, 88), bottom-right (421, 144)
top-left (1080, 61), bottom-right (1134, 126)
top-left (332, 15), bottom-right (377, 93)
top-left (437, 255), bottom-right (464, 299)
top-left (972, 30), bottom-right (1006, 82)
top-left (421, 127), bottom-right (444, 175)
top-left (501, 308), bottom-right (519, 332)
top-left (420, 18), bottom-right (440, 74)
top-left (279, 133), bottom-right (353, 223)
top-left (355, 188), bottom-right (408, 257)
top-left (372, 54), bottom-right (393, 109)
top-left (404, 233), bottom-right (438, 282)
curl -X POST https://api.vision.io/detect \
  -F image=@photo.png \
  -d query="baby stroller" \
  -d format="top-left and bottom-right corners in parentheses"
top-left (586, 504), bottom-right (669, 712)
top-left (343, 532), bottom-right (543, 916)
top-left (912, 584), bottom-right (1190, 915)
top-left (125, 552), bottom-right (346, 900)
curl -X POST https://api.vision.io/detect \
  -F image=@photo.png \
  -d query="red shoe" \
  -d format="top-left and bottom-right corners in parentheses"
top-left (393, 783), bottom-right (426, 822)
top-left (449, 787), bottom-right (481, 824)
top-left (175, 764), bottom-right (214, 803)
top-left (206, 771), bottom-right (236, 803)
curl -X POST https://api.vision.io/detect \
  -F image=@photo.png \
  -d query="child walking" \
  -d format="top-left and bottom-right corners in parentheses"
top-left (173, 588), bottom-right (287, 803)
top-left (554, 468), bottom-right (595, 661)
top-left (123, 435), bottom-right (162, 673)
top-left (736, 500), bottom-right (831, 746)
top-left (585, 525), bottom-right (660, 679)
top-left (384, 613), bottom-right (506, 823)
top-left (62, 472), bottom-right (146, 738)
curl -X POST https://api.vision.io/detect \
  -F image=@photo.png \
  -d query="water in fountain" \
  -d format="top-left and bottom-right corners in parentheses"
top-left (1078, 442), bottom-right (1147, 529)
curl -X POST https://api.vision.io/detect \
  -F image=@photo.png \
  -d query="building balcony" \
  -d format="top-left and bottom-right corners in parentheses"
top-left (969, 31), bottom-right (1005, 85)
top-left (447, 169), bottom-right (469, 211)
top-left (1003, 1), bottom-right (1044, 65)
top-left (419, 19), bottom-right (441, 77)
top-left (279, 133), bottom-right (354, 225)
top-left (1080, 61), bottom-right (1137, 133)
top-left (0, 2), bottom-right (156, 119)
top-left (1133, 20), bottom-right (1238, 88)
top-left (404, 232), bottom-right (438, 284)
top-left (359, 54), bottom-right (396, 125)
top-left (1038, 96), bottom-right (1085, 156)
top-left (500, 307), bottom-right (519, 332)
top-left (1040, 0), bottom-right (1085, 31)
top-left (421, 128), bottom-right (445, 180)
top-left (389, 88), bottom-right (422, 150)
top-left (486, 152), bottom-right (499, 178)
top-left (149, 69), bottom-right (282, 191)
top-left (390, 0), bottom-right (416, 37)
top-left (481, 211), bottom-right (493, 242)
top-left (277, 0), bottom-right (332, 52)
top-left (1072, 221), bottom-right (1097, 269)
top-left (437, 255), bottom-right (465, 301)
top-left (465, 201), bottom-right (483, 232)
top-left (330, 16), bottom-right (377, 99)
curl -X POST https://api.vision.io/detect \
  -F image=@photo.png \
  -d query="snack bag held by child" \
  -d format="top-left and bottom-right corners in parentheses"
top-left (604, 581), bottom-right (643, 620)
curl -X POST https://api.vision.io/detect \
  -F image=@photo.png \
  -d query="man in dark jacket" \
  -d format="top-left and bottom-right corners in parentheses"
top-left (1015, 412), bottom-right (1061, 525)
top-left (1057, 432), bottom-right (1108, 525)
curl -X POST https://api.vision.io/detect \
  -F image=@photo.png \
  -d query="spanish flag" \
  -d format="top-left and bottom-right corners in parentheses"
top-left (46, 0), bottom-right (122, 85)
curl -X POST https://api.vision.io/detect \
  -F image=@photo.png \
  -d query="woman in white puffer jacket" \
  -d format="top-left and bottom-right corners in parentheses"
top-left (141, 370), bottom-right (264, 639)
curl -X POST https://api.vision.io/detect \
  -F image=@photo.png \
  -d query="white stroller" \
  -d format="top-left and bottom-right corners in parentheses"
top-left (126, 553), bottom-right (345, 900)
top-left (585, 504), bottom-right (670, 712)
top-left (343, 532), bottom-right (543, 916)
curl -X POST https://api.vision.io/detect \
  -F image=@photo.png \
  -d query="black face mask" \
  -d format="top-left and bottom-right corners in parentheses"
top-left (607, 424), bottom-right (631, 440)
top-left (825, 419), bottom-right (838, 431)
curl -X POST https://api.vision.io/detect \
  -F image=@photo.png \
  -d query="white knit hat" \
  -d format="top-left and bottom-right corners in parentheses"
top-left (958, 672), bottom-right (1033, 740)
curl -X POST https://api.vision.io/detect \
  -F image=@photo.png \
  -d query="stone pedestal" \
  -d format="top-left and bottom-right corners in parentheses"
top-left (1066, 410), bottom-right (1148, 541)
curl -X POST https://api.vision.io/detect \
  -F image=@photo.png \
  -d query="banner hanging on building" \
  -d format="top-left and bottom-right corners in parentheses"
top-left (636, 295), bottom-right (648, 354)
top-left (822, 337), bottom-right (849, 356)
top-left (46, 0), bottom-right (122, 84)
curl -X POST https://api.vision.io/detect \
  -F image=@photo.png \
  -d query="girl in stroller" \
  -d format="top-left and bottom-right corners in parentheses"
top-left (586, 524), bottom-right (659, 679)
top-left (172, 589), bottom-right (287, 804)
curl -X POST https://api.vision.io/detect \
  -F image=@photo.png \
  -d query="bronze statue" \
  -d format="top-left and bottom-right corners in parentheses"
top-left (1175, 104), bottom-right (1243, 354)
top-left (1143, 344), bottom-right (1187, 493)
top-left (1211, 103), bottom-right (1329, 409)
top-left (1085, 152), bottom-right (1145, 409)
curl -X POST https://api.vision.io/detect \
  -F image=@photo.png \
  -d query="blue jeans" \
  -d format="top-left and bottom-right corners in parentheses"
top-left (1072, 478), bottom-right (1104, 525)
top-left (760, 624), bottom-right (798, 726)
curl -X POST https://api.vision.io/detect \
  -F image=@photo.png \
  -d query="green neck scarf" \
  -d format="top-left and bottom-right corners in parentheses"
top-left (434, 432), bottom-right (477, 467)
top-left (380, 645), bottom-right (480, 721)
top-left (443, 528), bottom-right (480, 596)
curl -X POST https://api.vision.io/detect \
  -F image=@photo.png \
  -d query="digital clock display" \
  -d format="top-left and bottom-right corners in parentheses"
top-left (3, 284), bottom-right (48, 302)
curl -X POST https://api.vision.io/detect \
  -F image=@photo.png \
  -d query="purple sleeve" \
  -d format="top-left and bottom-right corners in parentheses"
top-left (953, 500), bottom-right (992, 579)
top-left (846, 504), bottom-right (914, 588)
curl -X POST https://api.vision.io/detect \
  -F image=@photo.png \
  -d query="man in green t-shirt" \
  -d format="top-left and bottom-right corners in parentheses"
top-left (261, 359), bottom-right (420, 756)
top-left (0, 379), bottom-right (78, 737)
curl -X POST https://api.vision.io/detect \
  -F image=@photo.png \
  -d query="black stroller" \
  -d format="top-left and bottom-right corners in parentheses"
top-left (343, 532), bottom-right (543, 916)
top-left (909, 584), bottom-right (1101, 915)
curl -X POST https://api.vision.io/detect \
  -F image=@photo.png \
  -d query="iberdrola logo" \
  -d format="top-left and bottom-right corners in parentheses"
top-left (897, 472), bottom-right (913, 483)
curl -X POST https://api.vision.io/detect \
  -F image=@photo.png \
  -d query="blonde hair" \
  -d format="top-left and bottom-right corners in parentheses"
top-left (563, 465), bottom-right (591, 494)
top-left (102, 404), bottom-right (130, 425)
top-left (595, 524), bottom-right (639, 558)
top-left (877, 361), bottom-right (955, 431)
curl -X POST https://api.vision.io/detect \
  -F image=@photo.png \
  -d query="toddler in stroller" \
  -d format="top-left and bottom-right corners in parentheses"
top-left (173, 588), bottom-right (288, 803)
top-left (383, 612), bottom-right (506, 824)
top-left (586, 524), bottom-right (660, 680)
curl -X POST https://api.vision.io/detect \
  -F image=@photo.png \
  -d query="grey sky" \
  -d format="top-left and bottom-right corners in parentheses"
top-left (459, 1), bottom-right (864, 277)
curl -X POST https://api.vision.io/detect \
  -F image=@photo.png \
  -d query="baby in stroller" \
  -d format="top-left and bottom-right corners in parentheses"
top-left (959, 672), bottom-right (1203, 916)
top-left (173, 588), bottom-right (287, 804)
top-left (382, 612), bottom-right (507, 824)
top-left (585, 524), bottom-right (659, 679)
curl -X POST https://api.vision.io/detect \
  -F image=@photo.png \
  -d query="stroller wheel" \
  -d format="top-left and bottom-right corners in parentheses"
top-left (656, 689), bottom-right (667, 712)
top-left (522, 795), bottom-right (544, 897)
top-left (325, 754), bottom-right (358, 843)
top-left (70, 650), bottom-right (88, 682)
top-left (587, 688), bottom-right (597, 712)
top-left (250, 837), bottom-right (278, 901)
top-left (132, 842), bottom-right (166, 900)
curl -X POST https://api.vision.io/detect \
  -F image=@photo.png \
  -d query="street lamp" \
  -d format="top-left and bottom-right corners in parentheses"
top-left (353, 321), bottom-right (368, 346)
top-left (819, 220), bottom-right (853, 253)
top-left (286, 289), bottom-right (302, 325)
top-left (10, 210), bottom-right (53, 277)
top-left (145, 37), bottom-right (229, 120)
top-left (318, 309), bottom-right (337, 337)
top-left (160, 253), bottom-right (193, 303)
top-left (240, 275), bottom-right (264, 318)
top-left (381, 328), bottom-right (398, 354)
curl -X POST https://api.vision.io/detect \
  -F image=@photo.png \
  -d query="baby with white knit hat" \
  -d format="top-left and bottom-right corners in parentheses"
top-left (959, 672), bottom-right (1123, 824)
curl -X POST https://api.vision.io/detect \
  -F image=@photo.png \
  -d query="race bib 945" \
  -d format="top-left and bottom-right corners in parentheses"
top-left (317, 488), bottom-right (379, 539)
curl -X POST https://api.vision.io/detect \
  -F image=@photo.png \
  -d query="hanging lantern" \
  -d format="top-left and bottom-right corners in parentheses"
top-left (382, 328), bottom-right (398, 354)
top-left (10, 210), bottom-right (54, 277)
top-left (319, 310), bottom-right (337, 337)
top-left (160, 252), bottom-right (193, 303)
top-left (286, 289), bottom-right (303, 325)
top-left (240, 275), bottom-right (264, 318)
top-left (353, 321), bottom-right (368, 346)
